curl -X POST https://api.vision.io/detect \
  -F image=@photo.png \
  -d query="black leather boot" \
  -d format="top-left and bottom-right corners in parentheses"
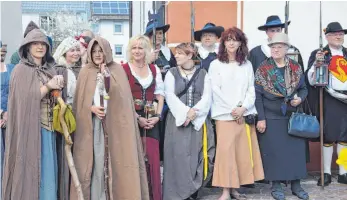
top-left (317, 173), bottom-right (332, 186)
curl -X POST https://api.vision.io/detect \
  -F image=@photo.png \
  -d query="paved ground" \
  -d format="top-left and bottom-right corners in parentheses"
top-left (196, 173), bottom-right (347, 200)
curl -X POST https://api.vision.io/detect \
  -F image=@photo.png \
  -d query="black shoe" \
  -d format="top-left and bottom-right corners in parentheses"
top-left (292, 190), bottom-right (309, 200)
top-left (337, 173), bottom-right (347, 184)
top-left (291, 179), bottom-right (309, 200)
top-left (242, 184), bottom-right (255, 188)
top-left (184, 191), bottom-right (198, 200)
top-left (271, 190), bottom-right (285, 200)
top-left (271, 182), bottom-right (285, 200)
top-left (256, 179), bottom-right (270, 184)
top-left (317, 173), bottom-right (332, 186)
top-left (204, 179), bottom-right (213, 188)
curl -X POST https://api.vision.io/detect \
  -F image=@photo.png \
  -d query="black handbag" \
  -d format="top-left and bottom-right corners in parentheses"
top-left (288, 100), bottom-right (320, 138)
top-left (245, 114), bottom-right (257, 125)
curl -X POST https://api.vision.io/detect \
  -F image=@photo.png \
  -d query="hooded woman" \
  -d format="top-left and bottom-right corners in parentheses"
top-left (2, 21), bottom-right (63, 200)
top-left (70, 36), bottom-right (149, 200)
top-left (53, 36), bottom-right (82, 200)
top-left (53, 37), bottom-right (82, 103)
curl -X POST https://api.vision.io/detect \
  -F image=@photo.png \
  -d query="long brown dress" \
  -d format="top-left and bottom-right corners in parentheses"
top-left (70, 36), bottom-right (149, 200)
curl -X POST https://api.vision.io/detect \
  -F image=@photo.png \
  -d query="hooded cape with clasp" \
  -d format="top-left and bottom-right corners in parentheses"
top-left (2, 23), bottom-right (56, 200)
top-left (70, 36), bottom-right (149, 200)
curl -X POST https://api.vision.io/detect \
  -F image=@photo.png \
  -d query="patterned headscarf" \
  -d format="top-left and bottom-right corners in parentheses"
top-left (53, 37), bottom-right (80, 66)
top-left (255, 57), bottom-right (303, 98)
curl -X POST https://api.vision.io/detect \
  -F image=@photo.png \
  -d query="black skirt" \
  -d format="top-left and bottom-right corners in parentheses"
top-left (258, 118), bottom-right (307, 181)
top-left (323, 93), bottom-right (347, 143)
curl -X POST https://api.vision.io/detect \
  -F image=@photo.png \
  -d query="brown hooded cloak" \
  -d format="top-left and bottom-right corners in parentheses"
top-left (2, 22), bottom-right (56, 200)
top-left (70, 36), bottom-right (149, 200)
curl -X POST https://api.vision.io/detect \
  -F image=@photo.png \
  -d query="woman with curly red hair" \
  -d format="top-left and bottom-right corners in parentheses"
top-left (209, 27), bottom-right (264, 200)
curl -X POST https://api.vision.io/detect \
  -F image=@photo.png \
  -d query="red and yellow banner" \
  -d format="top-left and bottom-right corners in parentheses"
top-left (329, 55), bottom-right (347, 82)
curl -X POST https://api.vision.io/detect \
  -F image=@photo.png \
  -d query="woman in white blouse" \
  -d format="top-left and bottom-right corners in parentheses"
top-left (209, 27), bottom-right (264, 200)
top-left (163, 43), bottom-right (215, 200)
top-left (122, 35), bottom-right (164, 200)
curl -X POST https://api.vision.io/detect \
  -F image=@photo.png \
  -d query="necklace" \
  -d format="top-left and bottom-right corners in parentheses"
top-left (180, 66), bottom-right (196, 77)
top-left (133, 62), bottom-right (145, 68)
top-left (181, 64), bottom-right (195, 71)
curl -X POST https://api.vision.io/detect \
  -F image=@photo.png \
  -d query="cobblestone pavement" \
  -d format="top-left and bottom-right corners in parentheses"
top-left (197, 173), bottom-right (347, 200)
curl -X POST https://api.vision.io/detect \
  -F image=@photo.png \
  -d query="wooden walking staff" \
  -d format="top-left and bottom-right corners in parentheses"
top-left (190, 1), bottom-right (195, 43)
top-left (51, 90), bottom-right (84, 200)
top-left (284, 1), bottom-right (300, 62)
top-left (143, 103), bottom-right (154, 200)
top-left (313, 1), bottom-right (329, 189)
top-left (96, 65), bottom-right (111, 200)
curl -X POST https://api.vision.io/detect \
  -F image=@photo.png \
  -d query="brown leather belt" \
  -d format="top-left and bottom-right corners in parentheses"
top-left (134, 99), bottom-right (155, 113)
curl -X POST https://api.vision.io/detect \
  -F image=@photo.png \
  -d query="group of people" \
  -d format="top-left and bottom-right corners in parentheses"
top-left (0, 13), bottom-right (346, 200)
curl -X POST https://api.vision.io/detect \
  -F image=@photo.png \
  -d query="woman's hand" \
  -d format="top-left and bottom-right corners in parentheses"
top-left (138, 117), bottom-right (149, 128)
top-left (0, 111), bottom-right (8, 128)
top-left (236, 117), bottom-right (244, 125)
top-left (290, 97), bottom-right (302, 107)
top-left (183, 118), bottom-right (191, 127)
top-left (187, 108), bottom-right (198, 121)
top-left (46, 75), bottom-right (64, 90)
top-left (146, 117), bottom-right (160, 129)
top-left (231, 107), bottom-right (246, 119)
top-left (91, 106), bottom-right (105, 119)
top-left (256, 120), bottom-right (266, 133)
top-left (150, 49), bottom-right (160, 63)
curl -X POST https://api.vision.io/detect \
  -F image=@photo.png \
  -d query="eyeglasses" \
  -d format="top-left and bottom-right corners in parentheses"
top-left (270, 45), bottom-right (286, 50)
top-left (202, 33), bottom-right (216, 38)
top-left (327, 32), bottom-right (344, 37)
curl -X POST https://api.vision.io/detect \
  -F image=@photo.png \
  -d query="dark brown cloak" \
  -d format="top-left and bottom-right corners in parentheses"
top-left (2, 26), bottom-right (56, 199)
top-left (70, 36), bottom-right (149, 200)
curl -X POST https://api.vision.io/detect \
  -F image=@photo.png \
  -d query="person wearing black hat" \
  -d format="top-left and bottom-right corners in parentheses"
top-left (144, 20), bottom-right (177, 76)
top-left (144, 20), bottom-right (177, 168)
top-left (194, 22), bottom-right (224, 71)
top-left (306, 21), bottom-right (347, 186)
top-left (248, 15), bottom-right (304, 73)
top-left (193, 23), bottom-right (224, 189)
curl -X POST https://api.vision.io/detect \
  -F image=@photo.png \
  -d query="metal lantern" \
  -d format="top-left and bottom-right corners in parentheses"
top-left (286, 47), bottom-right (300, 63)
top-left (313, 59), bottom-right (329, 86)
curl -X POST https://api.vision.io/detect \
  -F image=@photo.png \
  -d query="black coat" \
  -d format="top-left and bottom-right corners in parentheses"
top-left (305, 46), bottom-right (347, 143)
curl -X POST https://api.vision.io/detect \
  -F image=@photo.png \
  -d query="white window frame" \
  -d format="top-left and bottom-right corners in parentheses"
top-left (92, 23), bottom-right (100, 34)
top-left (114, 44), bottom-right (123, 57)
top-left (39, 15), bottom-right (57, 32)
top-left (113, 23), bottom-right (123, 35)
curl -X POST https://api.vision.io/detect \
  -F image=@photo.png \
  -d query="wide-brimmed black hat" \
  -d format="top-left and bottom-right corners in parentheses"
top-left (324, 22), bottom-right (347, 35)
top-left (144, 20), bottom-right (170, 36)
top-left (258, 15), bottom-right (291, 31)
top-left (194, 23), bottom-right (224, 41)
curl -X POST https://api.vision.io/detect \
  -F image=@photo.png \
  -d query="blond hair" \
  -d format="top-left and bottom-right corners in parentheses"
top-left (126, 35), bottom-right (152, 64)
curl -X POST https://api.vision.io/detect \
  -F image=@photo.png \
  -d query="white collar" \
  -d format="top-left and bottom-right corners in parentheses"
top-left (261, 40), bottom-right (271, 58)
top-left (198, 44), bottom-right (218, 59)
top-left (329, 45), bottom-right (344, 56)
top-left (160, 45), bottom-right (171, 61)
